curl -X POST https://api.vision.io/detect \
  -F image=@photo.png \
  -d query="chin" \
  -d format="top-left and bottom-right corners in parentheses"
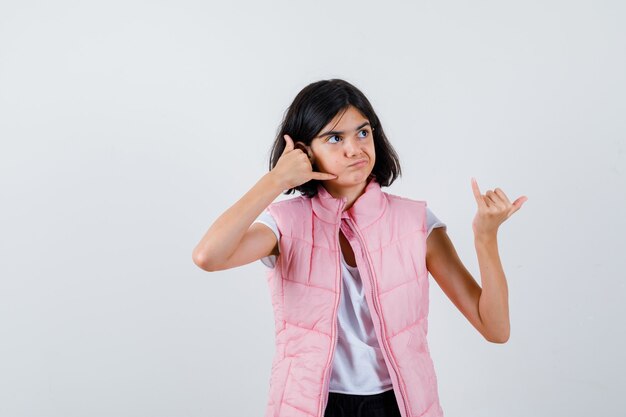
top-left (341, 175), bottom-right (371, 185)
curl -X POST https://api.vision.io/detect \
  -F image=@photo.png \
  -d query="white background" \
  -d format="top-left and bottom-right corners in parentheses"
top-left (1, 1), bottom-right (624, 416)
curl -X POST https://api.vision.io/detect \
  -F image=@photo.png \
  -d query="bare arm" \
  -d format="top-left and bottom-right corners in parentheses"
top-left (426, 228), bottom-right (487, 339)
top-left (192, 172), bottom-right (284, 271)
top-left (426, 178), bottom-right (526, 343)
top-left (426, 228), bottom-right (508, 343)
top-left (474, 233), bottom-right (510, 343)
top-left (192, 134), bottom-right (337, 272)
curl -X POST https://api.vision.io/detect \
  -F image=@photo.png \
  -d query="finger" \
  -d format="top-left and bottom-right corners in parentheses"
top-left (294, 142), bottom-right (310, 159)
top-left (504, 196), bottom-right (527, 218)
top-left (282, 134), bottom-right (294, 154)
top-left (494, 188), bottom-right (511, 205)
top-left (485, 190), bottom-right (500, 206)
top-left (310, 171), bottom-right (338, 181)
top-left (511, 196), bottom-right (528, 210)
top-left (471, 177), bottom-right (487, 209)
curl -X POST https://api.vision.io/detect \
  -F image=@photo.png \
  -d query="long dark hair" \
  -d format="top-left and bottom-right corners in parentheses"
top-left (268, 79), bottom-right (402, 198)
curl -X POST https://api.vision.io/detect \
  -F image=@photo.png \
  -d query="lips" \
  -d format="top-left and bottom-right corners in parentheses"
top-left (348, 159), bottom-right (368, 167)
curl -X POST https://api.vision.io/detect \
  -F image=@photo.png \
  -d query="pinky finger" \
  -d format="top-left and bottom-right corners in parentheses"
top-left (311, 172), bottom-right (338, 181)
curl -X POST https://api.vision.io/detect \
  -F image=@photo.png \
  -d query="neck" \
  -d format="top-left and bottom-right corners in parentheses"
top-left (321, 178), bottom-right (372, 211)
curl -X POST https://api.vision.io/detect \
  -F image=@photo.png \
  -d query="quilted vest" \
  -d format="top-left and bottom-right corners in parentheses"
top-left (263, 177), bottom-right (444, 417)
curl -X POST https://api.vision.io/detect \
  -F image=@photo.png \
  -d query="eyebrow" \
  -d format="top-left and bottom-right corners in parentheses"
top-left (316, 122), bottom-right (371, 138)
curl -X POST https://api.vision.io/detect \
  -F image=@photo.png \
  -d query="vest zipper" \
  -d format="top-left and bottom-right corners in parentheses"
top-left (318, 209), bottom-right (344, 417)
top-left (344, 216), bottom-right (412, 417)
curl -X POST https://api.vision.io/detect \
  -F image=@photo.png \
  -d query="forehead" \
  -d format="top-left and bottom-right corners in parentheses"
top-left (323, 106), bottom-right (368, 129)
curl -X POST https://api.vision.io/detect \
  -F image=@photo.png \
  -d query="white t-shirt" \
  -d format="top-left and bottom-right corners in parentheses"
top-left (253, 207), bottom-right (446, 395)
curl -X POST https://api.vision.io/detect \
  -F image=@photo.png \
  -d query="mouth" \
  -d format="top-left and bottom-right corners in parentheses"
top-left (348, 159), bottom-right (368, 167)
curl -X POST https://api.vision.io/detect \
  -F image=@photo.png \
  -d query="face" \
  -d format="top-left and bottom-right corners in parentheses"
top-left (307, 105), bottom-right (375, 189)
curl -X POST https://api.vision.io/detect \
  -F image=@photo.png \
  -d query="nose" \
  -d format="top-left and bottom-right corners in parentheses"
top-left (343, 134), bottom-right (364, 157)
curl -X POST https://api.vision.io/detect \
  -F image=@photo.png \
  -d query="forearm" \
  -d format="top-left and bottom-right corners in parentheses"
top-left (475, 233), bottom-right (510, 343)
top-left (192, 172), bottom-right (284, 269)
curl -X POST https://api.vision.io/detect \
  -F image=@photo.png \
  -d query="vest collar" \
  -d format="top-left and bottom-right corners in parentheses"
top-left (311, 176), bottom-right (387, 227)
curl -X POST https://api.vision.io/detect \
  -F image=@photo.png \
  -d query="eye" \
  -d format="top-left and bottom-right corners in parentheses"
top-left (326, 130), bottom-right (369, 144)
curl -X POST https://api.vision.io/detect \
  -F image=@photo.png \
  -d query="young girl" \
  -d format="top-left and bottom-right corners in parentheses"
top-left (192, 79), bottom-right (527, 417)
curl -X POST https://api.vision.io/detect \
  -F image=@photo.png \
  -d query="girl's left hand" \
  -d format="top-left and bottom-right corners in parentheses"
top-left (471, 177), bottom-right (528, 238)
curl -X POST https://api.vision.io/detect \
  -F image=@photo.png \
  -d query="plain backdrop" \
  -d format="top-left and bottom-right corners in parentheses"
top-left (1, 1), bottom-right (624, 416)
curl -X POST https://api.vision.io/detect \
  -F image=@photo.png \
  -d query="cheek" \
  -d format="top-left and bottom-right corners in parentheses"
top-left (367, 147), bottom-right (376, 161)
top-left (312, 152), bottom-right (335, 169)
top-left (321, 159), bottom-right (341, 171)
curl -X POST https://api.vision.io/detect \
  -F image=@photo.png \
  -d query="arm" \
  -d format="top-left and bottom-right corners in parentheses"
top-left (426, 178), bottom-right (527, 344)
top-left (425, 227), bottom-right (510, 343)
top-left (192, 134), bottom-right (337, 272)
top-left (475, 233), bottom-right (510, 343)
top-left (192, 172), bottom-right (284, 271)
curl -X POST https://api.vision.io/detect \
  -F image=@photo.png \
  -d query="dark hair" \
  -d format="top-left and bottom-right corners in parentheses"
top-left (268, 79), bottom-right (402, 198)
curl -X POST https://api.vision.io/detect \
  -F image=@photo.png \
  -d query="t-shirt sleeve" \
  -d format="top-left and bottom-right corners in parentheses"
top-left (426, 206), bottom-right (447, 237)
top-left (252, 208), bottom-right (280, 269)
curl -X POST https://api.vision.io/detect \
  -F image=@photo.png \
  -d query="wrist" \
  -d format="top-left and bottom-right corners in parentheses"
top-left (264, 171), bottom-right (286, 193)
top-left (474, 231), bottom-right (498, 246)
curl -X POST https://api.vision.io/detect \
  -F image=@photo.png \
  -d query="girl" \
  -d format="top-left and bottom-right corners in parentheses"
top-left (192, 79), bottom-right (527, 417)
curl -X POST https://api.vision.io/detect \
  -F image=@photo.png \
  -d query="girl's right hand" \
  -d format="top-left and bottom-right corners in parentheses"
top-left (271, 134), bottom-right (337, 190)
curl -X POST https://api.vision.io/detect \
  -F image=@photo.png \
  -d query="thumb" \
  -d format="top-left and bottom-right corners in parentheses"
top-left (282, 134), bottom-right (294, 154)
top-left (511, 196), bottom-right (528, 211)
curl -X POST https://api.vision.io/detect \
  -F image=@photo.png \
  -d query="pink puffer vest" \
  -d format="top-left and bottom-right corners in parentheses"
top-left (263, 177), bottom-right (444, 417)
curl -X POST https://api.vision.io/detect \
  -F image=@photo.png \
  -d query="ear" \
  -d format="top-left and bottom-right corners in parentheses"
top-left (295, 141), bottom-right (315, 163)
